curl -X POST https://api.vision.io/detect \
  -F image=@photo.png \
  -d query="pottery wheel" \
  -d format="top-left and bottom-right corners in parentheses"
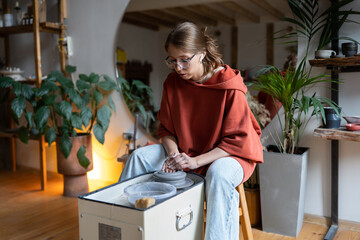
top-left (152, 171), bottom-right (194, 189)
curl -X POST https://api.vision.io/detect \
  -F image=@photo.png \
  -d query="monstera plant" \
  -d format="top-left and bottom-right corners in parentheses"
top-left (0, 65), bottom-right (118, 169)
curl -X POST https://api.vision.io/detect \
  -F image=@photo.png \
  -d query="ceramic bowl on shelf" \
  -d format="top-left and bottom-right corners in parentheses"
top-left (346, 124), bottom-right (360, 131)
top-left (343, 116), bottom-right (360, 124)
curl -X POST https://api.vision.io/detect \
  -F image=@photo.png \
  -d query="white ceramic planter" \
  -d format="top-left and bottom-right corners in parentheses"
top-left (259, 145), bottom-right (309, 237)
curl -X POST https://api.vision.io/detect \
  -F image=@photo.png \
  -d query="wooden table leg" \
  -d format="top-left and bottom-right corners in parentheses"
top-left (40, 136), bottom-right (47, 190)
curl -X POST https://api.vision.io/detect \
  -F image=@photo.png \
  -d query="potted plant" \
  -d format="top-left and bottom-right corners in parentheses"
top-left (279, 0), bottom-right (360, 55)
top-left (118, 76), bottom-right (156, 135)
top-left (250, 0), bottom-right (357, 236)
top-left (0, 65), bottom-right (118, 197)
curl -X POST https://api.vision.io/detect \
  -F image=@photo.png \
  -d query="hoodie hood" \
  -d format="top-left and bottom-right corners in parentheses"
top-left (181, 64), bottom-right (248, 94)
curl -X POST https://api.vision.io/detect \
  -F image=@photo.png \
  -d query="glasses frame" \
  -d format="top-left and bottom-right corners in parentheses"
top-left (165, 53), bottom-right (197, 69)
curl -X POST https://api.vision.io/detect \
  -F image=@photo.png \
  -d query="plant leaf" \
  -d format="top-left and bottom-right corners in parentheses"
top-left (21, 84), bottom-right (34, 100)
top-left (89, 73), bottom-right (100, 83)
top-left (76, 79), bottom-right (91, 92)
top-left (97, 105), bottom-right (112, 131)
top-left (59, 135), bottom-right (72, 158)
top-left (13, 82), bottom-right (22, 97)
top-left (65, 65), bottom-right (76, 73)
top-left (0, 76), bottom-right (15, 88)
top-left (68, 88), bottom-right (83, 108)
top-left (25, 112), bottom-right (33, 128)
top-left (79, 74), bottom-right (90, 82)
top-left (59, 100), bottom-right (73, 120)
top-left (77, 145), bottom-right (90, 169)
top-left (18, 127), bottom-right (29, 144)
top-left (108, 95), bottom-right (116, 112)
top-left (93, 123), bottom-right (105, 144)
top-left (81, 107), bottom-right (92, 128)
top-left (71, 114), bottom-right (83, 130)
top-left (34, 106), bottom-right (50, 129)
top-left (45, 127), bottom-right (57, 147)
top-left (43, 94), bottom-right (58, 105)
top-left (11, 97), bottom-right (26, 118)
top-left (98, 75), bottom-right (117, 91)
top-left (93, 89), bottom-right (103, 105)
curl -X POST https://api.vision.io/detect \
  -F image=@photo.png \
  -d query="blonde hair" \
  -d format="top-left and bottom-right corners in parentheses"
top-left (165, 22), bottom-right (224, 75)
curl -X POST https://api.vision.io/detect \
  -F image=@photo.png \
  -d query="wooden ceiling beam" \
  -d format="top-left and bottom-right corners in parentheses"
top-left (166, 7), bottom-right (218, 26)
top-left (141, 10), bottom-right (189, 26)
top-left (186, 4), bottom-right (236, 25)
top-left (122, 15), bottom-right (159, 31)
top-left (124, 12), bottom-right (176, 28)
top-left (248, 0), bottom-right (285, 20)
top-left (217, 1), bottom-right (260, 23)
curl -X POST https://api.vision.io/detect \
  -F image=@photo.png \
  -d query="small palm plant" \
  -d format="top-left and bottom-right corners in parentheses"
top-left (253, 59), bottom-right (339, 154)
top-left (279, 0), bottom-right (360, 52)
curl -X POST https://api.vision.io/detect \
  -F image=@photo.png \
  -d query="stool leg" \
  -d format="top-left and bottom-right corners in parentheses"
top-left (237, 184), bottom-right (253, 240)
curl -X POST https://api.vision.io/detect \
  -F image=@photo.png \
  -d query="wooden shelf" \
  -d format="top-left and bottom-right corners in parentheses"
top-left (0, 22), bottom-right (64, 36)
top-left (309, 56), bottom-right (360, 67)
top-left (314, 127), bottom-right (360, 142)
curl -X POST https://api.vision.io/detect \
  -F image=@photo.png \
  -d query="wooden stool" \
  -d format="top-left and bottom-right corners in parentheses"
top-left (204, 183), bottom-right (254, 240)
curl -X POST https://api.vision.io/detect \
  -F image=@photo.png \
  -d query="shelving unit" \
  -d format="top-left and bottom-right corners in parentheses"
top-left (0, 0), bottom-right (67, 190)
top-left (310, 56), bottom-right (360, 240)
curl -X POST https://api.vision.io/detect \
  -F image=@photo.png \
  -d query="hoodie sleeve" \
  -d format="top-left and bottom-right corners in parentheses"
top-left (157, 85), bottom-right (176, 138)
top-left (217, 89), bottom-right (263, 164)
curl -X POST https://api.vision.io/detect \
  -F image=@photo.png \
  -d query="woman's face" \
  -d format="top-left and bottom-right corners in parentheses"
top-left (166, 44), bottom-right (205, 81)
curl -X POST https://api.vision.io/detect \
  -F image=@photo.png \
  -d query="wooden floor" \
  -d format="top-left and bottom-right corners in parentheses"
top-left (1, 168), bottom-right (360, 240)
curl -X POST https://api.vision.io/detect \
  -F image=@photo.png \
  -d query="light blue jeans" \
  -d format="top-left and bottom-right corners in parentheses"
top-left (119, 144), bottom-right (244, 240)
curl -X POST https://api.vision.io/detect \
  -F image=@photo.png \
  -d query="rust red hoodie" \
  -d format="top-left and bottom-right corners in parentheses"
top-left (157, 65), bottom-right (263, 182)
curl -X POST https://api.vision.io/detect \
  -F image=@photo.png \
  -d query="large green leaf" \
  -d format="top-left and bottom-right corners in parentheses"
top-left (97, 105), bottom-right (112, 130)
top-left (71, 114), bottom-right (83, 130)
top-left (21, 84), bottom-right (35, 100)
top-left (59, 135), bottom-right (72, 158)
top-left (89, 73), bottom-right (100, 83)
top-left (80, 107), bottom-right (92, 128)
top-left (11, 97), bottom-right (26, 118)
top-left (108, 95), bottom-right (116, 112)
top-left (13, 82), bottom-right (22, 97)
top-left (43, 94), bottom-right (58, 105)
top-left (59, 100), bottom-right (73, 120)
top-left (79, 74), bottom-right (90, 82)
top-left (68, 88), bottom-right (83, 108)
top-left (25, 112), bottom-right (33, 128)
top-left (34, 106), bottom-right (50, 129)
top-left (57, 76), bottom-right (74, 90)
top-left (45, 127), bottom-right (57, 146)
top-left (65, 65), bottom-right (76, 73)
top-left (98, 75), bottom-right (117, 91)
top-left (77, 145), bottom-right (90, 169)
top-left (0, 76), bottom-right (15, 88)
top-left (41, 80), bottom-right (59, 92)
top-left (93, 90), bottom-right (103, 105)
top-left (76, 79), bottom-right (91, 92)
top-left (18, 127), bottom-right (29, 144)
top-left (93, 123), bottom-right (105, 144)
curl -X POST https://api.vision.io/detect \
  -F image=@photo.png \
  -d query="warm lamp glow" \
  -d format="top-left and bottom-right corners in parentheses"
top-left (87, 140), bottom-right (125, 183)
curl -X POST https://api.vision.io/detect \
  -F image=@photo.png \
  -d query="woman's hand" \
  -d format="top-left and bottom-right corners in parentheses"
top-left (161, 153), bottom-right (198, 172)
top-left (174, 153), bottom-right (198, 170)
top-left (161, 153), bottom-right (182, 173)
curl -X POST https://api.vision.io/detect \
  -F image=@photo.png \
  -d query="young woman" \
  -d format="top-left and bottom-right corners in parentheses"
top-left (119, 22), bottom-right (263, 240)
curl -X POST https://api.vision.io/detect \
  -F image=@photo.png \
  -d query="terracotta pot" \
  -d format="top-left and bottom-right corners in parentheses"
top-left (245, 187), bottom-right (261, 227)
top-left (56, 133), bottom-right (93, 197)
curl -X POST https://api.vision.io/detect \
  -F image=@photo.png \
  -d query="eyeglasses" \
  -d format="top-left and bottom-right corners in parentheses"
top-left (165, 53), bottom-right (196, 69)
